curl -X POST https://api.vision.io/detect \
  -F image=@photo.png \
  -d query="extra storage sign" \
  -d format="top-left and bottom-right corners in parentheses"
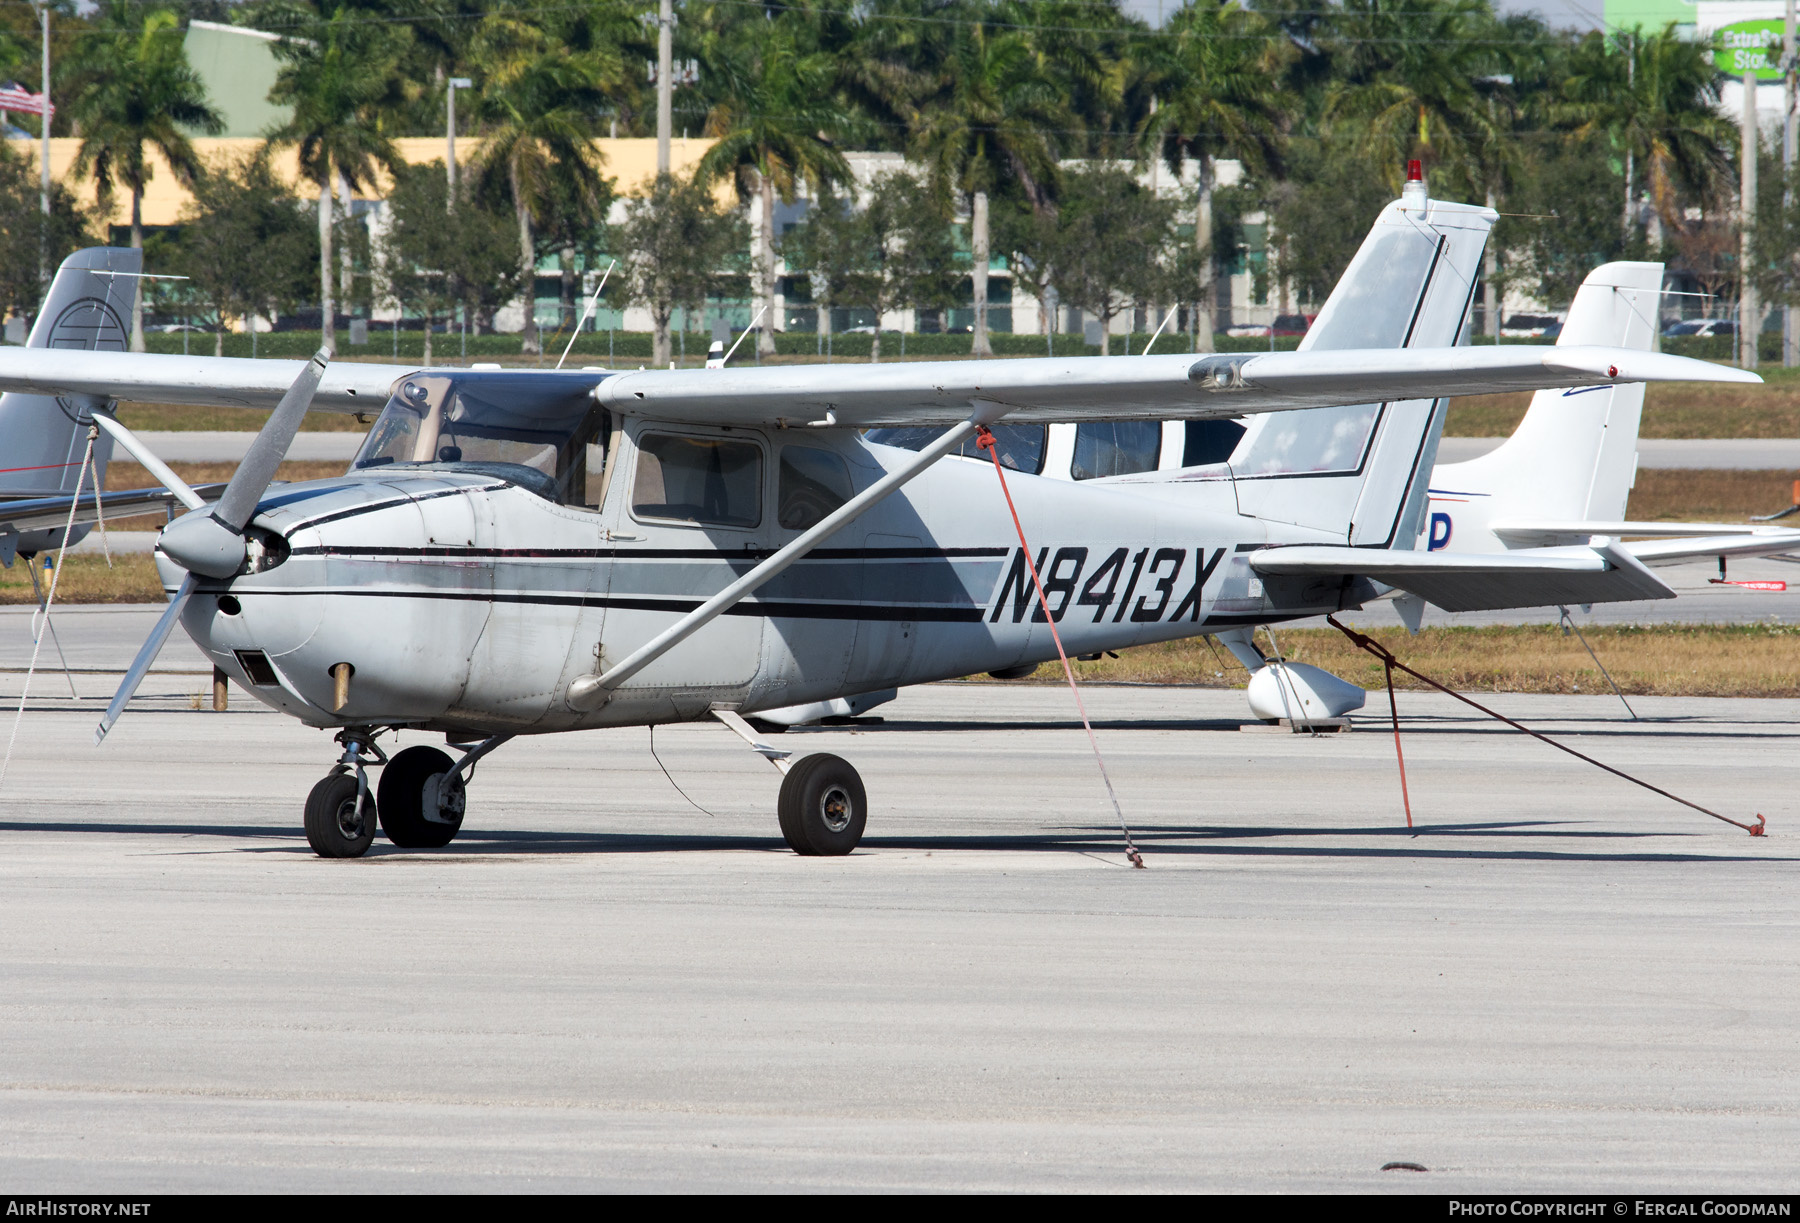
top-left (1714, 20), bottom-right (1787, 81)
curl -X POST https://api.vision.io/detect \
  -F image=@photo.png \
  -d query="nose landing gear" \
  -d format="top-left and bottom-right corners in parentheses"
top-left (304, 729), bottom-right (511, 858)
top-left (303, 729), bottom-right (386, 858)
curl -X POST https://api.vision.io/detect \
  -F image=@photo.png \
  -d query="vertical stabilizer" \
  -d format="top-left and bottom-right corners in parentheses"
top-left (1227, 194), bottom-right (1494, 545)
top-left (0, 247), bottom-right (140, 501)
top-left (1425, 261), bottom-right (1663, 553)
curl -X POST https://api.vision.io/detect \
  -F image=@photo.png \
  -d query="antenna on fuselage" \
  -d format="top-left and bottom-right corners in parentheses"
top-left (556, 259), bottom-right (618, 371)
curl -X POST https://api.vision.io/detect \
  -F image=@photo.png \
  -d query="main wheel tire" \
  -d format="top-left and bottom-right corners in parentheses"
top-left (304, 773), bottom-right (376, 858)
top-left (777, 753), bottom-right (867, 856)
top-left (378, 745), bottom-right (465, 849)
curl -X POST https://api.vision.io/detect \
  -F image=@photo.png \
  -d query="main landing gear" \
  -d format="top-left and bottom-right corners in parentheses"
top-left (777, 752), bottom-right (867, 856)
top-left (712, 709), bottom-right (868, 856)
top-left (303, 729), bottom-right (507, 858)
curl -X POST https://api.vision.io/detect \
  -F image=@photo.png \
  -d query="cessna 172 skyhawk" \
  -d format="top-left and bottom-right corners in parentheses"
top-left (0, 183), bottom-right (1769, 859)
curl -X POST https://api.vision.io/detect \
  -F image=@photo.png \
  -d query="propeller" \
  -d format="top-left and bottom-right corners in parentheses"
top-left (95, 349), bottom-right (331, 745)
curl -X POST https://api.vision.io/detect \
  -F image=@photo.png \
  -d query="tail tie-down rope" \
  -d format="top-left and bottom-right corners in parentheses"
top-left (1325, 615), bottom-right (1766, 837)
top-left (976, 427), bottom-right (1145, 867)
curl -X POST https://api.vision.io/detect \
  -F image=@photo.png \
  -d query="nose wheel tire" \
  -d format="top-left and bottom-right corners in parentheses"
top-left (777, 753), bottom-right (867, 856)
top-left (304, 773), bottom-right (376, 858)
top-left (378, 746), bottom-right (466, 849)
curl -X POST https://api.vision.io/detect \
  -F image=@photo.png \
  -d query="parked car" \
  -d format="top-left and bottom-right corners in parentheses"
top-left (1500, 313), bottom-right (1563, 337)
top-left (1224, 313), bottom-right (1314, 339)
top-left (1663, 318), bottom-right (1736, 338)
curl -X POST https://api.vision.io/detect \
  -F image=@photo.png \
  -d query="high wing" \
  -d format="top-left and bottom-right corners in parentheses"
top-left (0, 349), bottom-right (421, 413)
top-left (1249, 538), bottom-right (1675, 612)
top-left (592, 345), bottom-right (1752, 428)
top-left (0, 344), bottom-right (1755, 426)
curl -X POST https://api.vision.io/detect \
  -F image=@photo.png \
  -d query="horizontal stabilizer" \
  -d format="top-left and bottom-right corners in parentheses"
top-left (1250, 539), bottom-right (1675, 612)
top-left (1624, 533), bottom-right (1800, 566)
top-left (1492, 519), bottom-right (1800, 546)
top-left (0, 484), bottom-right (226, 537)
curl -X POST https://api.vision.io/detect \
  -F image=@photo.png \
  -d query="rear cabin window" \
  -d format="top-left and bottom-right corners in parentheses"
top-left (633, 433), bottom-right (763, 528)
top-left (865, 423), bottom-right (1047, 474)
top-left (778, 446), bottom-right (854, 531)
top-left (1071, 421), bottom-right (1161, 480)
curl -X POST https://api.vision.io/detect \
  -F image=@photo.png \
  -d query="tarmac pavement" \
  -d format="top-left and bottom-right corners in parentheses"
top-left (0, 679), bottom-right (1793, 1191)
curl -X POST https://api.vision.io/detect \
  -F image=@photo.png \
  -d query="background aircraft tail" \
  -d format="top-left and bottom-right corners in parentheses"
top-left (0, 247), bottom-right (140, 557)
top-left (1219, 189), bottom-right (1494, 546)
top-left (0, 247), bottom-right (139, 502)
top-left (1423, 262), bottom-right (1664, 552)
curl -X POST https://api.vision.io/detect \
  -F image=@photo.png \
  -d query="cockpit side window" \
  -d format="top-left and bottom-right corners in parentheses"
top-left (353, 373), bottom-right (608, 506)
top-left (778, 446), bottom-right (853, 531)
top-left (632, 432), bottom-right (763, 529)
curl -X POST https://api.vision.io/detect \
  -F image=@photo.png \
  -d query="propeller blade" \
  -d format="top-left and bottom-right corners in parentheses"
top-left (91, 411), bottom-right (206, 511)
top-left (95, 574), bottom-right (195, 746)
top-left (213, 348), bottom-right (329, 534)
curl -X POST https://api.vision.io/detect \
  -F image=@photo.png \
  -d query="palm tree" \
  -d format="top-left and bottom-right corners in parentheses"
top-left (467, 9), bottom-right (621, 356)
top-left (62, 1), bottom-right (221, 351)
top-left (1137, 0), bottom-right (1290, 353)
top-left (1560, 25), bottom-right (1733, 251)
top-left (268, 2), bottom-right (411, 357)
top-left (908, 9), bottom-right (1065, 355)
top-left (696, 10), bottom-right (850, 358)
top-left (1321, 0), bottom-right (1507, 196)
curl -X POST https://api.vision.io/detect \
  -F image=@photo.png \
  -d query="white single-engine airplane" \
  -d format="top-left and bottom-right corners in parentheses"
top-left (0, 183), bottom-right (1766, 858)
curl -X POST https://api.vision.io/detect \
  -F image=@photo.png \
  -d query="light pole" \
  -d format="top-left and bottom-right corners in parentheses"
top-left (446, 76), bottom-right (472, 196)
top-left (656, 0), bottom-right (672, 175)
top-left (33, 0), bottom-right (50, 289)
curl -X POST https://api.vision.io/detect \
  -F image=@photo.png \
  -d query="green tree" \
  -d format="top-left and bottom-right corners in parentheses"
top-left (379, 160), bottom-right (521, 367)
top-left (60, 0), bottom-right (221, 350)
top-left (1137, 0), bottom-right (1291, 352)
top-left (619, 172), bottom-right (750, 366)
top-left (783, 170), bottom-right (955, 362)
top-left (696, 10), bottom-right (850, 358)
top-left (170, 153), bottom-right (317, 356)
top-left (1559, 25), bottom-right (1733, 251)
top-left (907, 8), bottom-right (1065, 355)
top-left (268, 0), bottom-right (412, 357)
top-left (0, 143), bottom-right (94, 328)
top-left (1044, 163), bottom-right (1179, 355)
top-left (467, 7), bottom-right (621, 355)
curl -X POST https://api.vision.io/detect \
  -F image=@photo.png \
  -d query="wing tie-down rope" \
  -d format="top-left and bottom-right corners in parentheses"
top-left (1325, 615), bottom-right (1766, 837)
top-left (976, 426), bottom-right (1144, 868)
top-left (1, 427), bottom-right (98, 785)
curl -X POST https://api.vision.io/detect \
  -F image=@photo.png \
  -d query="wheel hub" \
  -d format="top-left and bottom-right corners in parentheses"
top-left (335, 795), bottom-right (368, 840)
top-left (819, 785), bottom-right (852, 833)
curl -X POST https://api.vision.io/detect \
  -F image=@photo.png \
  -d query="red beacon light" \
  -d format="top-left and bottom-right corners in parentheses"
top-left (1401, 159), bottom-right (1429, 209)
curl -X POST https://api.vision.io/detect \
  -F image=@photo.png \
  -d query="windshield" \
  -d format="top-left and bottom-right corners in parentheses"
top-left (353, 372), bottom-right (607, 504)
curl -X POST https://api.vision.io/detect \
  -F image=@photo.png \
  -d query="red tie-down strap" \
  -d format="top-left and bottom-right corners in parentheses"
top-left (976, 427), bottom-right (1145, 867)
top-left (1327, 615), bottom-right (1766, 837)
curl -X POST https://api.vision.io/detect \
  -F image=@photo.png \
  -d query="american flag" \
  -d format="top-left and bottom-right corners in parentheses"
top-left (0, 83), bottom-right (53, 118)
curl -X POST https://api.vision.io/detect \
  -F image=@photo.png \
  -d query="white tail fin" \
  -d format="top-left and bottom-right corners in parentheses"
top-left (1425, 261), bottom-right (1663, 554)
top-left (0, 247), bottom-right (141, 498)
top-left (1225, 194), bottom-right (1495, 546)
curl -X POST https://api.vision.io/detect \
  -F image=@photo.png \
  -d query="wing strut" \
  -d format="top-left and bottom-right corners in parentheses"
top-left (565, 402), bottom-right (1010, 711)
